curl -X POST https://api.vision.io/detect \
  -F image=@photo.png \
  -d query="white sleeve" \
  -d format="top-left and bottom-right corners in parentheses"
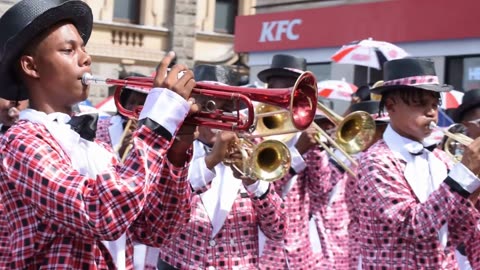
top-left (139, 88), bottom-right (190, 135)
top-left (245, 180), bottom-right (270, 198)
top-left (188, 156), bottom-right (217, 191)
top-left (449, 162), bottom-right (480, 193)
top-left (290, 146), bottom-right (307, 173)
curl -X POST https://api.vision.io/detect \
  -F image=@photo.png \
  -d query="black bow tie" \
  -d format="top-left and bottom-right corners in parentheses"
top-left (67, 113), bottom-right (99, 141)
top-left (410, 143), bottom-right (438, 156)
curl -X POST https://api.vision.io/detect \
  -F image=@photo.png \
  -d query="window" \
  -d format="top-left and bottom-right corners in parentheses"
top-left (215, 0), bottom-right (238, 34)
top-left (114, 0), bottom-right (140, 24)
top-left (446, 55), bottom-right (480, 92)
top-left (307, 63), bottom-right (331, 82)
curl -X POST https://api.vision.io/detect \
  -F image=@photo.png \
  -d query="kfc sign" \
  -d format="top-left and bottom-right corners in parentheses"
top-left (234, 0), bottom-right (480, 53)
top-left (259, 19), bottom-right (302, 42)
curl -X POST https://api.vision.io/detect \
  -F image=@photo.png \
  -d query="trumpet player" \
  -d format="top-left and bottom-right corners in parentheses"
top-left (0, 0), bottom-right (198, 267)
top-left (256, 54), bottom-right (327, 269)
top-left (157, 64), bottom-right (288, 270)
top-left (309, 100), bottom-right (389, 269)
top-left (449, 89), bottom-right (480, 269)
top-left (354, 58), bottom-right (480, 269)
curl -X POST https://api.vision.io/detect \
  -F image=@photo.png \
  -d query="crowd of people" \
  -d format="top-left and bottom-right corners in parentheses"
top-left (1, 0), bottom-right (480, 269)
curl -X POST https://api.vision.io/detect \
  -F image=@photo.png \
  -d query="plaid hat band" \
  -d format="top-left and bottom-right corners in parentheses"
top-left (382, 75), bottom-right (439, 87)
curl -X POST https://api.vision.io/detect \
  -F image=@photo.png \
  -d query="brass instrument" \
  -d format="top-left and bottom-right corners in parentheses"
top-left (252, 103), bottom-right (297, 143)
top-left (118, 119), bottom-right (134, 163)
top-left (225, 138), bottom-right (291, 182)
top-left (316, 101), bottom-right (376, 155)
top-left (430, 122), bottom-right (472, 162)
top-left (314, 101), bottom-right (376, 176)
top-left (81, 71), bottom-right (318, 132)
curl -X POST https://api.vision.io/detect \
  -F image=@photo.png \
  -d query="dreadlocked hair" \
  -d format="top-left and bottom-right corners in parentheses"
top-left (379, 87), bottom-right (442, 113)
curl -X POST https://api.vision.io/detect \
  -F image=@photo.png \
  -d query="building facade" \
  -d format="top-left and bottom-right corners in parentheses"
top-left (235, 0), bottom-right (480, 112)
top-left (0, 0), bottom-right (256, 104)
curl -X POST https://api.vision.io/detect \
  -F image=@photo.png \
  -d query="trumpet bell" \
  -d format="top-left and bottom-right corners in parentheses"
top-left (254, 104), bottom-right (296, 143)
top-left (230, 139), bottom-right (291, 182)
top-left (336, 111), bottom-right (376, 154)
top-left (250, 140), bottom-right (291, 182)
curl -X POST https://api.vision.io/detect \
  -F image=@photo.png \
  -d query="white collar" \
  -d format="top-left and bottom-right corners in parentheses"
top-left (383, 124), bottom-right (433, 162)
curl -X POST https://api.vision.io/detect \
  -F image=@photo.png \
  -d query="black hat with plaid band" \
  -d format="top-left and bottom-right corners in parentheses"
top-left (370, 58), bottom-right (452, 94)
top-left (0, 0), bottom-right (93, 100)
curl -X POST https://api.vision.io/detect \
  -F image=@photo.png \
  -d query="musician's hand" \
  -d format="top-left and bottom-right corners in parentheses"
top-left (168, 99), bottom-right (201, 166)
top-left (228, 165), bottom-right (255, 185)
top-left (153, 51), bottom-right (195, 100)
top-left (295, 126), bottom-right (318, 155)
top-left (205, 131), bottom-right (238, 170)
top-left (461, 136), bottom-right (480, 176)
top-left (118, 120), bottom-right (138, 158)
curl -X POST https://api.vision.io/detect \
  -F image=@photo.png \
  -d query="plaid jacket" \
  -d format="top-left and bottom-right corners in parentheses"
top-left (158, 186), bottom-right (287, 269)
top-left (353, 139), bottom-right (479, 269)
top-left (0, 120), bottom-right (191, 269)
top-left (310, 151), bottom-right (354, 269)
top-left (259, 146), bottom-right (331, 270)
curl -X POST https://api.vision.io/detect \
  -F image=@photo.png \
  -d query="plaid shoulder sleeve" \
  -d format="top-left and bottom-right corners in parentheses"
top-left (305, 147), bottom-right (340, 196)
top-left (250, 185), bottom-right (288, 241)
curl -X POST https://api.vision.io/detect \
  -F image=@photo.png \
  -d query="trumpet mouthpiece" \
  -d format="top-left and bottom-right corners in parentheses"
top-left (429, 121), bottom-right (437, 130)
top-left (81, 73), bottom-right (93, 86)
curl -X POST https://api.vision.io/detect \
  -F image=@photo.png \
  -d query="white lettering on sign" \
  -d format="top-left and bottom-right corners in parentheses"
top-left (468, 67), bottom-right (480, 80)
top-left (259, 19), bottom-right (302, 42)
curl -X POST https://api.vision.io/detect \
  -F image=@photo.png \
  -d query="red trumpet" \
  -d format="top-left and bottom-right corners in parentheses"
top-left (81, 71), bottom-right (318, 131)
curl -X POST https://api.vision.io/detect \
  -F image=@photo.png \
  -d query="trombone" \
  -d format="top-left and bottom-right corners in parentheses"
top-left (225, 138), bottom-right (291, 182)
top-left (314, 101), bottom-right (376, 177)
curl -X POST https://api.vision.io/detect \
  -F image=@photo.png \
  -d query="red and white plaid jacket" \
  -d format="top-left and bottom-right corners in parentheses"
top-left (0, 119), bottom-right (192, 269)
top-left (157, 140), bottom-right (288, 269)
top-left (259, 146), bottom-right (331, 270)
top-left (310, 151), bottom-right (354, 269)
top-left (158, 187), bottom-right (287, 269)
top-left (0, 203), bottom-right (7, 269)
top-left (353, 139), bottom-right (480, 269)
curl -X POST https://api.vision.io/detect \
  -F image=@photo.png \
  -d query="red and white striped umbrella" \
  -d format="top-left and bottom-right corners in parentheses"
top-left (331, 38), bottom-right (409, 69)
top-left (317, 80), bottom-right (358, 101)
top-left (441, 90), bottom-right (464, 110)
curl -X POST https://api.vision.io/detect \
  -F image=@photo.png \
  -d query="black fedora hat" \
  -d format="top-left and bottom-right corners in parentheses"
top-left (452, 89), bottom-right (480, 123)
top-left (370, 58), bottom-right (452, 95)
top-left (347, 100), bottom-right (390, 124)
top-left (194, 64), bottom-right (239, 85)
top-left (0, 0), bottom-right (93, 100)
top-left (193, 64), bottom-right (244, 111)
top-left (257, 54), bottom-right (306, 83)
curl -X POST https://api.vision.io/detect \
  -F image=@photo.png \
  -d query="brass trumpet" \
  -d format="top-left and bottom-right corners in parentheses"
top-left (314, 101), bottom-right (376, 176)
top-left (252, 103), bottom-right (297, 143)
top-left (81, 71), bottom-right (318, 132)
top-left (225, 138), bottom-right (291, 182)
top-left (431, 122), bottom-right (472, 162)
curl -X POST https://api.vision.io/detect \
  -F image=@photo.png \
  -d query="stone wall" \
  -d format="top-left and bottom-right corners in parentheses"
top-left (171, 0), bottom-right (197, 68)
